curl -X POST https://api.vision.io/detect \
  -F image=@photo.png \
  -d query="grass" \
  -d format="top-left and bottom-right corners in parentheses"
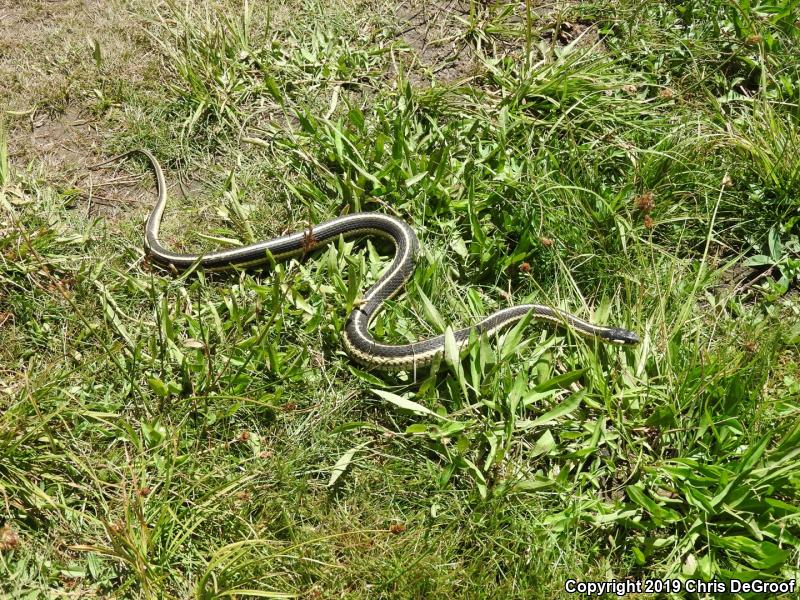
top-left (2, 0), bottom-right (800, 597)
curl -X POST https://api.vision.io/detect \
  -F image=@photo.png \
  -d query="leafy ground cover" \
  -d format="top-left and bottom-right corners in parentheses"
top-left (1, 0), bottom-right (799, 597)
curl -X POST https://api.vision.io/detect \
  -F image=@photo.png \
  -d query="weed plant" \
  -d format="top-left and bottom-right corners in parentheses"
top-left (1, 0), bottom-right (799, 596)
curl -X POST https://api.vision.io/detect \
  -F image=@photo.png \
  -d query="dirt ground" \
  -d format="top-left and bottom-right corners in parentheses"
top-left (1, 0), bottom-right (595, 217)
top-left (395, 0), bottom-right (600, 85)
top-left (1, 0), bottom-right (157, 216)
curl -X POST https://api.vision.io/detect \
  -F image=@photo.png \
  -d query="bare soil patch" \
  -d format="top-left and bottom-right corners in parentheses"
top-left (531, 1), bottom-right (602, 50)
top-left (7, 103), bottom-right (150, 218)
top-left (393, 0), bottom-right (603, 87)
top-left (0, 0), bottom-right (159, 217)
top-left (395, 0), bottom-right (477, 85)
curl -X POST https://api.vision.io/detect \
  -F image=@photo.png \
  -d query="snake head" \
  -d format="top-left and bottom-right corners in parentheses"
top-left (603, 327), bottom-right (641, 345)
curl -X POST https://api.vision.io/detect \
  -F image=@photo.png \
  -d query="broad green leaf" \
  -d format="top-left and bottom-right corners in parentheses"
top-left (417, 287), bottom-right (446, 332)
top-left (592, 509), bottom-right (639, 524)
top-left (330, 422), bottom-right (387, 435)
top-left (530, 430), bottom-right (556, 457)
top-left (405, 172), bottom-right (427, 187)
top-left (516, 390), bottom-right (585, 430)
top-left (507, 478), bottom-right (556, 493)
top-left (141, 420), bottom-right (167, 447)
top-left (712, 435), bottom-right (771, 506)
top-left (711, 535), bottom-right (789, 570)
top-left (347, 365), bottom-right (384, 386)
top-left (214, 590), bottom-right (296, 598)
top-left (405, 423), bottom-right (431, 434)
top-left (736, 434), bottom-right (771, 475)
top-left (372, 389), bottom-right (451, 421)
top-left (534, 368), bottom-right (588, 392)
top-left (768, 227), bottom-right (782, 261)
top-left (520, 388), bottom-right (558, 408)
top-left (499, 309), bottom-right (534, 361)
top-left (438, 420), bottom-right (472, 437)
top-left (744, 254), bottom-right (774, 267)
top-left (264, 75), bottom-right (283, 103)
top-left (450, 236), bottom-right (469, 259)
top-left (328, 441), bottom-right (370, 487)
top-left (627, 485), bottom-right (681, 525)
top-left (483, 431), bottom-right (501, 470)
top-left (89, 37), bottom-right (102, 67)
top-left (147, 377), bottom-right (170, 399)
top-left (463, 459), bottom-right (487, 499)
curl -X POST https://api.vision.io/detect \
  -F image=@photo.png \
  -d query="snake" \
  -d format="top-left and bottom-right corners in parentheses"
top-left (104, 149), bottom-right (640, 370)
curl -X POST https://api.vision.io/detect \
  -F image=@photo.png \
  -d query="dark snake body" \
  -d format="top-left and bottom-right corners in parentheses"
top-left (106, 149), bottom-right (640, 370)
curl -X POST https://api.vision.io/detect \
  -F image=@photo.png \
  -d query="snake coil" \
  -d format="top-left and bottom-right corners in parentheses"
top-left (107, 149), bottom-right (640, 370)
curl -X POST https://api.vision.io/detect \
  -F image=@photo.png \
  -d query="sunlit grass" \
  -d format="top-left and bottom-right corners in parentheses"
top-left (1, 0), bottom-right (799, 596)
